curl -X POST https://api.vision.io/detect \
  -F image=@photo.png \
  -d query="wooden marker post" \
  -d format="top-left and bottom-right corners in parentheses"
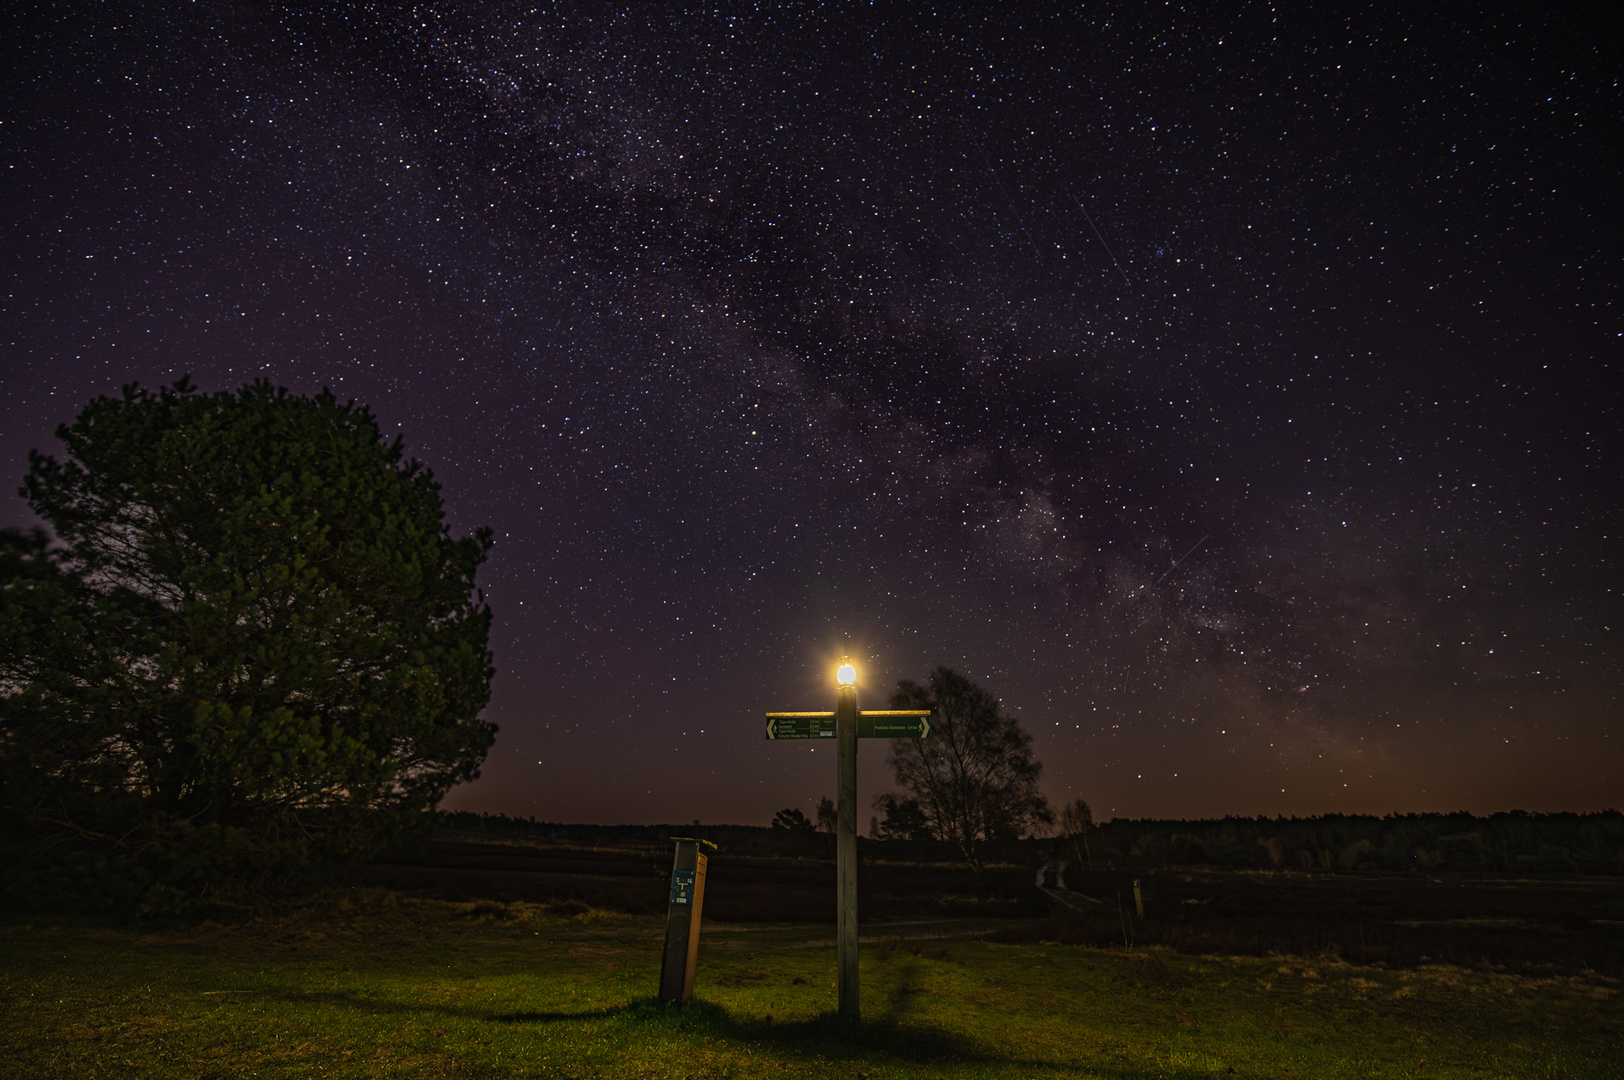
top-left (766, 658), bottom-right (930, 1026)
top-left (658, 836), bottom-right (717, 1004)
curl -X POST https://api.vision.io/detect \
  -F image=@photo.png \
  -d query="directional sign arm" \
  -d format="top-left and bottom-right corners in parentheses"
top-left (765, 712), bottom-right (836, 739)
top-left (856, 709), bottom-right (932, 739)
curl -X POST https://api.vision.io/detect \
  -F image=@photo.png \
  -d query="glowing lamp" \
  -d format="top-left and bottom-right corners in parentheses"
top-left (836, 661), bottom-right (857, 687)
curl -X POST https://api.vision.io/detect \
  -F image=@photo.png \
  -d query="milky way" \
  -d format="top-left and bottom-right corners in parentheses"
top-left (4, 2), bottom-right (1618, 824)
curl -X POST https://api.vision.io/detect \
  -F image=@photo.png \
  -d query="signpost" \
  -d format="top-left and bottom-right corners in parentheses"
top-left (765, 659), bottom-right (930, 1025)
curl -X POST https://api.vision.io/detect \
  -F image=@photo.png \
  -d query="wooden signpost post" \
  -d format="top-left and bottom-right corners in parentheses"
top-left (765, 659), bottom-right (930, 1026)
top-left (658, 836), bottom-right (717, 1005)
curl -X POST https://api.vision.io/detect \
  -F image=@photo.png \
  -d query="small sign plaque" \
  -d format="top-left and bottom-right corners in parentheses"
top-left (669, 869), bottom-right (696, 905)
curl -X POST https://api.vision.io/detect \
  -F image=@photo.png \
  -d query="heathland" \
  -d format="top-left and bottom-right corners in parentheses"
top-left (3, 815), bottom-right (1621, 1078)
top-left (2, 892), bottom-right (1620, 1079)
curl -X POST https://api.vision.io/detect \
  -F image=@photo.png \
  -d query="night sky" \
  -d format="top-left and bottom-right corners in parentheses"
top-left (4, 2), bottom-right (1618, 826)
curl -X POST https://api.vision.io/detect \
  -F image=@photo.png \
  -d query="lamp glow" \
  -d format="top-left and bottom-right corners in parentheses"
top-left (836, 661), bottom-right (857, 687)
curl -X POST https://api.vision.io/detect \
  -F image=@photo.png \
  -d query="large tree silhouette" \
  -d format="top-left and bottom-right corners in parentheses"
top-left (883, 667), bottom-right (1052, 873)
top-left (1, 379), bottom-right (495, 911)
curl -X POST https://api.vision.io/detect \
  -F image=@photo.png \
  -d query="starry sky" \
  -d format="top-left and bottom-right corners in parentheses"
top-left (4, 2), bottom-right (1619, 826)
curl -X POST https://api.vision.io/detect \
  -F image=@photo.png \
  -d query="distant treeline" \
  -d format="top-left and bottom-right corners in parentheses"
top-left (435, 810), bottom-right (1624, 875)
top-left (434, 811), bottom-right (833, 856)
top-left (1079, 811), bottom-right (1624, 876)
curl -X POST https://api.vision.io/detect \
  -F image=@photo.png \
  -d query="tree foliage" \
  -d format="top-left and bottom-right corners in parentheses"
top-left (1058, 798), bottom-right (1093, 836)
top-left (815, 795), bottom-right (837, 834)
top-left (770, 807), bottom-right (814, 832)
top-left (870, 793), bottom-right (932, 841)
top-left (1056, 797), bottom-right (1096, 869)
top-left (883, 667), bottom-right (1052, 872)
top-left (0, 380), bottom-right (496, 911)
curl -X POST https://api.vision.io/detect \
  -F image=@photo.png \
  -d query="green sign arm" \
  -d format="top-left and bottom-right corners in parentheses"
top-left (765, 712), bottom-right (836, 739)
top-left (856, 710), bottom-right (932, 739)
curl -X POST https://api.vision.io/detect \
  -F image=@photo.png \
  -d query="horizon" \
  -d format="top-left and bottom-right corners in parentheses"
top-left (438, 805), bottom-right (1624, 830)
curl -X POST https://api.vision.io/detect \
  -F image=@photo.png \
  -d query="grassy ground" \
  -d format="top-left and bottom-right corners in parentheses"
top-left (1, 891), bottom-right (1618, 1079)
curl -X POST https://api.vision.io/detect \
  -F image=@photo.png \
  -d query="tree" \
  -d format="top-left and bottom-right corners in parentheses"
top-left (1058, 797), bottom-right (1093, 836)
top-left (770, 807), bottom-right (814, 832)
top-left (815, 795), bottom-right (837, 834)
top-left (1057, 797), bottom-right (1095, 870)
top-left (0, 379), bottom-right (495, 911)
top-left (871, 793), bottom-right (932, 841)
top-left (882, 667), bottom-right (1053, 873)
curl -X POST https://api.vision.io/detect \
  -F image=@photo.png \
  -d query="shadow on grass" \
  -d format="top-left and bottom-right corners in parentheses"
top-left (456, 992), bottom-right (990, 1062)
top-left (610, 995), bottom-right (993, 1062)
top-left (251, 984), bottom-right (1213, 1077)
top-left (282, 986), bottom-right (1056, 1068)
top-left (586, 996), bottom-right (1179, 1076)
top-left (615, 996), bottom-right (1231, 1079)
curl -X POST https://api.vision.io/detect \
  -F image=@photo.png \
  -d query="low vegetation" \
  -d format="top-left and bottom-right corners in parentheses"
top-left (3, 891), bottom-right (1618, 1078)
top-left (438, 808), bottom-right (1624, 877)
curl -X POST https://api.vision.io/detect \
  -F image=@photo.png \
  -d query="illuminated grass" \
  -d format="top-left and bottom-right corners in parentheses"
top-left (1, 892), bottom-right (1617, 1078)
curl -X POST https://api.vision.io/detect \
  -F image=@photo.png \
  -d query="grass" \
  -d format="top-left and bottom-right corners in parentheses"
top-left (1, 890), bottom-right (1618, 1079)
